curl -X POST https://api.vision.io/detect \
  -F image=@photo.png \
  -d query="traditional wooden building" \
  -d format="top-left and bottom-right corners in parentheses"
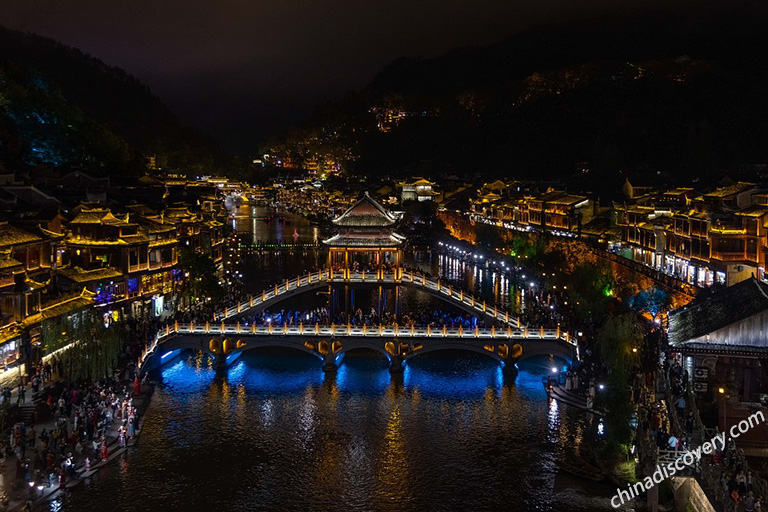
top-left (668, 278), bottom-right (768, 448)
top-left (60, 206), bottom-right (178, 318)
top-left (322, 193), bottom-right (405, 316)
top-left (323, 193), bottom-right (404, 279)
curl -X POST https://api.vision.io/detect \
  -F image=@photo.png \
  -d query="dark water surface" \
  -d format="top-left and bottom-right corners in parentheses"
top-left (56, 353), bottom-right (626, 512)
top-left (54, 207), bottom-right (628, 511)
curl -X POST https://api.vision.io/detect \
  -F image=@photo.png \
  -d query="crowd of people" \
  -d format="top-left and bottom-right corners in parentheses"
top-left (720, 445), bottom-right (762, 512)
top-left (0, 368), bottom-right (142, 510)
top-left (245, 306), bottom-right (494, 330)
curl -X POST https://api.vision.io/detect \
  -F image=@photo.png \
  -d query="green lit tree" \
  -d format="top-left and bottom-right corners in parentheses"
top-left (566, 263), bottom-right (615, 323)
top-left (41, 308), bottom-right (127, 382)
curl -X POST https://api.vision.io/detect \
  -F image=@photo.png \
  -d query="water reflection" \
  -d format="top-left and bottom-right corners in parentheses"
top-left (54, 209), bottom-right (624, 511)
top-left (56, 350), bottom-right (623, 512)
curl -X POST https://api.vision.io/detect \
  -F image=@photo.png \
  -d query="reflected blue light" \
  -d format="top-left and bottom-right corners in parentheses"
top-left (403, 355), bottom-right (504, 398)
top-left (161, 357), bottom-right (216, 394)
top-left (226, 353), bottom-right (323, 393)
top-left (336, 357), bottom-right (390, 394)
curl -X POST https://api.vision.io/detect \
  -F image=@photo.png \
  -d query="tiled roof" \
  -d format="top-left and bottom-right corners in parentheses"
top-left (704, 182), bottom-right (756, 198)
top-left (735, 205), bottom-right (768, 217)
top-left (23, 288), bottom-right (94, 326)
top-left (69, 208), bottom-right (130, 226)
top-left (59, 266), bottom-right (124, 283)
top-left (323, 233), bottom-right (405, 247)
top-left (668, 278), bottom-right (768, 346)
top-left (663, 188), bottom-right (695, 196)
top-left (0, 250), bottom-right (23, 270)
top-left (0, 222), bottom-right (42, 247)
top-left (675, 342), bottom-right (768, 357)
top-left (332, 193), bottom-right (398, 227)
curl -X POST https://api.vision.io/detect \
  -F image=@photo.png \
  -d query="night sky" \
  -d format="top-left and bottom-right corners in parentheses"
top-left (4, 0), bottom-right (657, 153)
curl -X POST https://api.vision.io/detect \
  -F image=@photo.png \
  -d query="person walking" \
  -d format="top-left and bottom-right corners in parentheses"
top-left (746, 491), bottom-right (757, 512)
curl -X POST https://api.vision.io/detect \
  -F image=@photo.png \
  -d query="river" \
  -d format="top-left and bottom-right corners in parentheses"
top-left (53, 206), bottom-right (629, 511)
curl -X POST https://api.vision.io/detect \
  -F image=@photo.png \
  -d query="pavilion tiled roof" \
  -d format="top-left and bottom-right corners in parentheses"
top-left (668, 278), bottom-right (768, 346)
top-left (331, 193), bottom-right (398, 227)
top-left (323, 233), bottom-right (405, 248)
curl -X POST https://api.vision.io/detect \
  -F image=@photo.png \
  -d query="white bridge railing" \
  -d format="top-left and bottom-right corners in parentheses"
top-left (214, 269), bottom-right (523, 328)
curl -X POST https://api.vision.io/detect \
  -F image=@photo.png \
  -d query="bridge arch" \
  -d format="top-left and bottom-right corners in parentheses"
top-left (516, 346), bottom-right (574, 366)
top-left (141, 338), bottom-right (221, 374)
top-left (235, 341), bottom-right (324, 361)
top-left (404, 343), bottom-right (507, 365)
top-left (336, 340), bottom-right (393, 362)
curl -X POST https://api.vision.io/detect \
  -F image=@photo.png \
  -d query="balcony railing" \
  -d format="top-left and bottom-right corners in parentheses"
top-left (710, 251), bottom-right (745, 261)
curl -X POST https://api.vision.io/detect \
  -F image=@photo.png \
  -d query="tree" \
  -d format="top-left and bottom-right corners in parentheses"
top-left (595, 314), bottom-right (643, 445)
top-left (566, 263), bottom-right (615, 323)
top-left (42, 308), bottom-right (127, 382)
top-left (629, 287), bottom-right (671, 323)
top-left (178, 248), bottom-right (225, 305)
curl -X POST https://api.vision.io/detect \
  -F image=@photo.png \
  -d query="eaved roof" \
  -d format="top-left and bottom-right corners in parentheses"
top-left (668, 278), bottom-right (768, 348)
top-left (0, 250), bottom-right (23, 271)
top-left (0, 222), bottom-right (43, 248)
top-left (59, 266), bottom-right (124, 283)
top-left (332, 192), bottom-right (398, 227)
top-left (323, 232), bottom-right (405, 248)
top-left (69, 208), bottom-right (130, 226)
top-left (704, 182), bottom-right (756, 198)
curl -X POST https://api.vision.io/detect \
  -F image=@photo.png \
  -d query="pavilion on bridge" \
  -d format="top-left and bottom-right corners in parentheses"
top-left (323, 192), bottom-right (405, 279)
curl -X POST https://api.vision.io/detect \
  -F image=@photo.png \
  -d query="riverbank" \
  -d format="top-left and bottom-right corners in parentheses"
top-left (0, 377), bottom-right (156, 512)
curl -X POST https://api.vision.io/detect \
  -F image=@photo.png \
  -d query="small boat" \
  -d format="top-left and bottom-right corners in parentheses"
top-left (557, 458), bottom-right (606, 482)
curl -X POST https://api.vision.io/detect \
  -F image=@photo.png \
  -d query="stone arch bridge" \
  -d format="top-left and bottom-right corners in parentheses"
top-left (139, 321), bottom-right (578, 375)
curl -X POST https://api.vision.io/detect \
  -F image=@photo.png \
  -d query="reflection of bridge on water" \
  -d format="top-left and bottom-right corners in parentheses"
top-left (140, 269), bottom-right (578, 376)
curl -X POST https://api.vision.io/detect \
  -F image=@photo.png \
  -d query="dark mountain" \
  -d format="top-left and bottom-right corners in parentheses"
top-left (267, 3), bottom-right (768, 193)
top-left (0, 26), bottom-right (220, 174)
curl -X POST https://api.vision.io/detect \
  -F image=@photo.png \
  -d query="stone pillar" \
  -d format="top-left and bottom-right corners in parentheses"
top-left (323, 348), bottom-right (338, 373)
top-left (214, 354), bottom-right (227, 371)
top-left (389, 355), bottom-right (404, 374)
top-left (501, 361), bottom-right (518, 376)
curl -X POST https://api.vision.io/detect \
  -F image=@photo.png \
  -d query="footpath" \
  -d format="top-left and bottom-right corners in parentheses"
top-left (0, 375), bottom-right (154, 512)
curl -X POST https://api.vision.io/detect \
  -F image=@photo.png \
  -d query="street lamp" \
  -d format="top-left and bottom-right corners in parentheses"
top-left (719, 386), bottom-right (728, 433)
